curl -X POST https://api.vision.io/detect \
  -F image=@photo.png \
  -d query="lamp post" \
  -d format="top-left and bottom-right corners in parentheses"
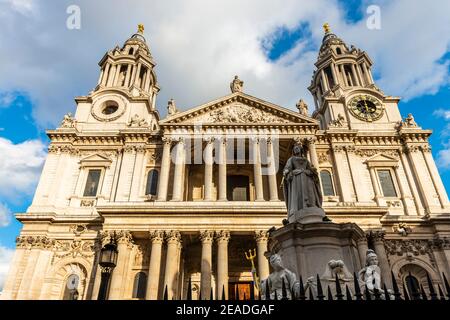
top-left (97, 236), bottom-right (118, 300)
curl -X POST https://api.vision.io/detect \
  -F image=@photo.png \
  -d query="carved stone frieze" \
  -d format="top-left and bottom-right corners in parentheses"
top-left (202, 104), bottom-right (290, 124)
top-left (384, 239), bottom-right (432, 257)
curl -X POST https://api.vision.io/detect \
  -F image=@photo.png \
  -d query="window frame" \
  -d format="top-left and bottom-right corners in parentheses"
top-left (80, 167), bottom-right (106, 199)
top-left (319, 169), bottom-right (336, 197)
top-left (376, 167), bottom-right (399, 198)
top-left (132, 271), bottom-right (147, 299)
top-left (144, 168), bottom-right (159, 197)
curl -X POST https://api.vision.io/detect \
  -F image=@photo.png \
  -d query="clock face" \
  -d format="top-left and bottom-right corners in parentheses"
top-left (67, 274), bottom-right (79, 290)
top-left (348, 95), bottom-right (383, 122)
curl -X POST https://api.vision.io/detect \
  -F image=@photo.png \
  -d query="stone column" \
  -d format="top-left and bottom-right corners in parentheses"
top-left (216, 230), bottom-right (230, 299)
top-left (204, 137), bottom-right (215, 201)
top-left (357, 238), bottom-right (369, 269)
top-left (369, 167), bottom-right (383, 205)
top-left (199, 231), bottom-right (214, 300)
top-left (362, 62), bottom-right (373, 84)
top-left (267, 138), bottom-right (279, 201)
top-left (393, 165), bottom-right (410, 215)
top-left (113, 64), bottom-right (121, 86)
top-left (330, 63), bottom-right (338, 87)
top-left (355, 63), bottom-right (365, 86)
top-left (157, 137), bottom-right (172, 201)
top-left (109, 231), bottom-right (133, 300)
top-left (172, 138), bottom-right (186, 201)
top-left (371, 231), bottom-right (392, 288)
top-left (252, 138), bottom-right (264, 201)
top-left (124, 64), bottom-right (132, 87)
top-left (422, 145), bottom-right (449, 209)
top-left (400, 151), bottom-right (422, 215)
top-left (340, 65), bottom-right (348, 87)
top-left (218, 138), bottom-right (228, 201)
top-left (146, 230), bottom-right (164, 300)
top-left (351, 64), bottom-right (360, 86)
top-left (16, 249), bottom-right (40, 299)
top-left (332, 145), bottom-right (355, 202)
top-left (133, 63), bottom-right (142, 86)
top-left (254, 230), bottom-right (270, 281)
top-left (307, 137), bottom-right (320, 169)
top-left (320, 69), bottom-right (329, 92)
top-left (101, 63), bottom-right (110, 86)
top-left (107, 65), bottom-right (116, 87)
top-left (163, 231), bottom-right (182, 300)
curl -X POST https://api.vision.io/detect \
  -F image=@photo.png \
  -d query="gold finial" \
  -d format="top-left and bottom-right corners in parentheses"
top-left (323, 23), bottom-right (331, 34)
top-left (138, 24), bottom-right (145, 34)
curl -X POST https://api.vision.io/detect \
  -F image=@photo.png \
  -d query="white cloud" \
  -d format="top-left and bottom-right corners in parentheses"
top-left (0, 0), bottom-right (448, 128)
top-left (0, 245), bottom-right (14, 292)
top-left (0, 203), bottom-right (11, 227)
top-left (0, 138), bottom-right (47, 204)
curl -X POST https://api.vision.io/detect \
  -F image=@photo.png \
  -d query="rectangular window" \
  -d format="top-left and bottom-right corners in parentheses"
top-left (377, 170), bottom-right (397, 197)
top-left (83, 169), bottom-right (101, 197)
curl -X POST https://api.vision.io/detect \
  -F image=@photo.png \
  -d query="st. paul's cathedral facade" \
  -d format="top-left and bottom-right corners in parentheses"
top-left (2, 25), bottom-right (450, 300)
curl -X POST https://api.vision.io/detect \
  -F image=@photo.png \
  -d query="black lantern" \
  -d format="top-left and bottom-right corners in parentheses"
top-left (97, 237), bottom-right (118, 300)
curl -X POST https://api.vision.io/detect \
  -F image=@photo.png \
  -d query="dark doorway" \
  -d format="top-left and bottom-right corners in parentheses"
top-left (229, 282), bottom-right (254, 300)
top-left (227, 175), bottom-right (250, 201)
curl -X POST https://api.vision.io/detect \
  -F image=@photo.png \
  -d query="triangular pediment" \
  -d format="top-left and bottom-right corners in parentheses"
top-left (159, 92), bottom-right (317, 126)
top-left (366, 153), bottom-right (398, 162)
top-left (79, 154), bottom-right (112, 167)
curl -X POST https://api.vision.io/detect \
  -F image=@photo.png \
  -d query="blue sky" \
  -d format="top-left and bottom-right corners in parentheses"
top-left (0, 0), bottom-right (449, 288)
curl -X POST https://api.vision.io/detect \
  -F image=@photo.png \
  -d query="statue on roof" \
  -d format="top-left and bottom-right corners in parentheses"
top-left (230, 75), bottom-right (244, 93)
top-left (167, 99), bottom-right (178, 116)
top-left (296, 99), bottom-right (308, 116)
top-left (60, 112), bottom-right (76, 128)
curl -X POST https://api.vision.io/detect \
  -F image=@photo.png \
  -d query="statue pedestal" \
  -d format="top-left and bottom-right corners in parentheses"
top-left (269, 222), bottom-right (365, 281)
top-left (289, 207), bottom-right (326, 224)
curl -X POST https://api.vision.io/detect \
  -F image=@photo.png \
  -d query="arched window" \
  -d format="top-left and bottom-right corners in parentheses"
top-left (129, 48), bottom-right (134, 55)
top-left (132, 272), bottom-right (147, 299)
top-left (320, 170), bottom-right (335, 196)
top-left (145, 169), bottom-right (159, 196)
top-left (405, 275), bottom-right (420, 299)
top-left (336, 47), bottom-right (342, 54)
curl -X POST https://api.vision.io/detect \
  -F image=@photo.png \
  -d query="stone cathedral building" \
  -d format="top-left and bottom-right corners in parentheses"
top-left (2, 25), bottom-right (450, 300)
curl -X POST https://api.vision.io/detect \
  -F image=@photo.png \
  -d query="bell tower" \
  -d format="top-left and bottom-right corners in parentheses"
top-left (72, 24), bottom-right (160, 131)
top-left (309, 24), bottom-right (402, 131)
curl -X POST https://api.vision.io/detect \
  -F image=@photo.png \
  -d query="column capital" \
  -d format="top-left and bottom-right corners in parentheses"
top-left (368, 230), bottom-right (385, 243)
top-left (215, 230), bottom-right (230, 243)
top-left (162, 136), bottom-right (173, 145)
top-left (250, 136), bottom-right (261, 144)
top-left (254, 230), bottom-right (269, 243)
top-left (203, 137), bottom-right (215, 144)
top-left (165, 230), bottom-right (181, 244)
top-left (218, 136), bottom-right (228, 145)
top-left (115, 230), bottom-right (134, 245)
top-left (149, 230), bottom-right (165, 244)
top-left (199, 230), bottom-right (215, 244)
top-left (174, 137), bottom-right (186, 145)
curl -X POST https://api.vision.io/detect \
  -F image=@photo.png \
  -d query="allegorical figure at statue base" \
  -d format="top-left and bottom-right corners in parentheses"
top-left (282, 145), bottom-right (328, 224)
top-left (358, 249), bottom-right (394, 299)
top-left (260, 253), bottom-right (300, 300)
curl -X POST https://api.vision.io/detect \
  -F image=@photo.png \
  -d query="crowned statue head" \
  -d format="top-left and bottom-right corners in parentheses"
top-left (292, 145), bottom-right (304, 157)
top-left (365, 249), bottom-right (379, 267)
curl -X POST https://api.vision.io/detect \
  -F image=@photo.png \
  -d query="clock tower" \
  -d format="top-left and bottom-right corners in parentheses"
top-left (309, 24), bottom-right (402, 131)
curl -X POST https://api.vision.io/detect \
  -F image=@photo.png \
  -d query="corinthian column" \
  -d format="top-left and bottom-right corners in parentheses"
top-left (172, 138), bottom-right (186, 201)
top-left (204, 137), bottom-right (215, 201)
top-left (254, 230), bottom-right (270, 281)
top-left (163, 231), bottom-right (181, 300)
top-left (267, 138), bottom-right (279, 201)
top-left (216, 230), bottom-right (230, 299)
top-left (371, 231), bottom-right (392, 288)
top-left (146, 230), bottom-right (164, 300)
top-left (199, 230), bottom-right (214, 299)
top-left (109, 231), bottom-right (133, 300)
top-left (218, 138), bottom-right (228, 201)
top-left (307, 137), bottom-right (320, 169)
top-left (157, 137), bottom-right (172, 201)
top-left (252, 137), bottom-right (264, 201)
